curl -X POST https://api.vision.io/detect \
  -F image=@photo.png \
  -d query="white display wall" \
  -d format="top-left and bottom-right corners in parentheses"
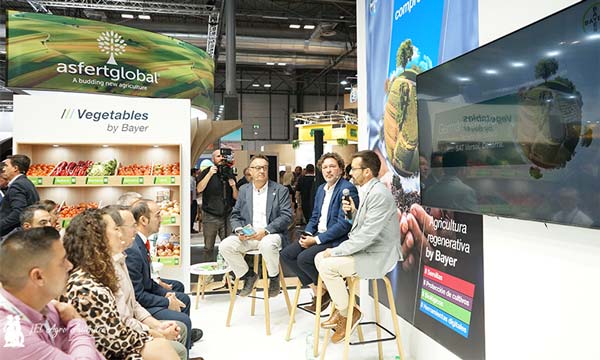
top-left (13, 92), bottom-right (192, 290)
top-left (358, 0), bottom-right (598, 359)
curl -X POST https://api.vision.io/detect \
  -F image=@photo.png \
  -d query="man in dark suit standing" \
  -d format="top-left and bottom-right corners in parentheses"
top-left (280, 153), bottom-right (359, 312)
top-left (296, 164), bottom-right (316, 224)
top-left (126, 199), bottom-right (202, 350)
top-left (0, 155), bottom-right (40, 236)
top-left (219, 155), bottom-right (293, 298)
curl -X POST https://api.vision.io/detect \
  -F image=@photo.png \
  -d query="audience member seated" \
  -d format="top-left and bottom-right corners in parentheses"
top-left (39, 199), bottom-right (63, 231)
top-left (0, 227), bottom-right (104, 359)
top-left (1, 204), bottom-right (53, 242)
top-left (315, 150), bottom-right (402, 343)
top-left (126, 199), bottom-right (203, 350)
top-left (219, 155), bottom-right (293, 298)
top-left (61, 209), bottom-right (179, 360)
top-left (281, 152), bottom-right (359, 312)
top-left (104, 205), bottom-right (192, 360)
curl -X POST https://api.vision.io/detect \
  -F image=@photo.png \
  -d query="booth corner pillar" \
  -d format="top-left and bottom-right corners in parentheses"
top-left (191, 118), bottom-right (241, 162)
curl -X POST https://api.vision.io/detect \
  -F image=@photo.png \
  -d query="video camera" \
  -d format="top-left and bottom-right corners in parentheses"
top-left (217, 148), bottom-right (237, 181)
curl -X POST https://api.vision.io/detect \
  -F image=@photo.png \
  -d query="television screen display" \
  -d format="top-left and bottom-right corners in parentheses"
top-left (417, 1), bottom-right (600, 228)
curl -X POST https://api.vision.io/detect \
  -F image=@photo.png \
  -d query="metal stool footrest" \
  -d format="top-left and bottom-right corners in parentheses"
top-left (348, 321), bottom-right (396, 346)
top-left (296, 301), bottom-right (330, 318)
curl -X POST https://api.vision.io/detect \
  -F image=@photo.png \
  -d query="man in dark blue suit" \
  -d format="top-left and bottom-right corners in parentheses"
top-left (280, 153), bottom-right (358, 312)
top-left (125, 199), bottom-right (202, 350)
top-left (0, 155), bottom-right (40, 236)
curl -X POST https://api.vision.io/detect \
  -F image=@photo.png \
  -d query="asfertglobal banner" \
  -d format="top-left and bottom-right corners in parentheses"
top-left (6, 11), bottom-right (214, 112)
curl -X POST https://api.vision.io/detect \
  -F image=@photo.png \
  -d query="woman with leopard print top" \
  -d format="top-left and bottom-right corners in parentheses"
top-left (61, 209), bottom-right (179, 360)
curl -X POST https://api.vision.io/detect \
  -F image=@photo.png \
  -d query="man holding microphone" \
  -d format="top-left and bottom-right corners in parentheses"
top-left (280, 152), bottom-right (358, 312)
top-left (315, 150), bottom-right (402, 344)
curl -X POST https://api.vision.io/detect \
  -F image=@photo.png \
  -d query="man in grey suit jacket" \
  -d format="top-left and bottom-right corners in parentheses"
top-left (219, 155), bottom-right (293, 298)
top-left (315, 150), bottom-right (402, 344)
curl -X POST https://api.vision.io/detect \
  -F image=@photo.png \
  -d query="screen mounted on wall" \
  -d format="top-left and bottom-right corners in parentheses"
top-left (417, 0), bottom-right (600, 229)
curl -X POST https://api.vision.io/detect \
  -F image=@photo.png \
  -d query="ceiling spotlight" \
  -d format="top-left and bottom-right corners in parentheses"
top-left (52, 144), bottom-right (60, 148)
top-left (102, 144), bottom-right (110, 148)
top-left (304, 24), bottom-right (315, 30)
top-left (153, 145), bottom-right (160, 148)
top-left (571, 40), bottom-right (581, 44)
top-left (121, 14), bottom-right (134, 19)
top-left (138, 14), bottom-right (151, 20)
top-left (586, 34), bottom-right (600, 40)
top-left (483, 69), bottom-right (498, 75)
top-left (344, 87), bottom-right (352, 90)
top-left (219, 104), bottom-right (224, 108)
top-left (456, 76), bottom-right (471, 82)
top-left (546, 50), bottom-right (560, 57)
top-left (264, 84), bottom-right (272, 88)
top-left (289, 24), bottom-right (301, 29)
top-left (266, 62), bottom-right (275, 66)
top-left (510, 62), bottom-right (525, 67)
top-left (340, 80), bottom-right (348, 85)
top-left (252, 83), bottom-right (260, 87)
top-left (277, 62), bottom-right (287, 66)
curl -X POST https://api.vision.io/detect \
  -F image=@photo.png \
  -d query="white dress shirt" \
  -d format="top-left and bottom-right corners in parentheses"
top-left (252, 182), bottom-right (269, 229)
top-left (315, 178), bottom-right (339, 244)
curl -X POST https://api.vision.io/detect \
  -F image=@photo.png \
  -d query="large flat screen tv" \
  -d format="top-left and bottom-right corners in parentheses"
top-left (417, 0), bottom-right (600, 229)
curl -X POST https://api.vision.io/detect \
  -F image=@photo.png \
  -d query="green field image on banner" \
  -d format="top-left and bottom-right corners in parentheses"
top-left (7, 11), bottom-right (214, 112)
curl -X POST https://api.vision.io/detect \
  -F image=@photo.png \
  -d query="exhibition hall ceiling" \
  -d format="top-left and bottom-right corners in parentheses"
top-left (0, 0), bottom-right (357, 108)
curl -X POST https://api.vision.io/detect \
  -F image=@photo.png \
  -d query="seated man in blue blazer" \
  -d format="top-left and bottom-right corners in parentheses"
top-left (281, 153), bottom-right (359, 312)
top-left (125, 199), bottom-right (202, 350)
top-left (219, 155), bottom-right (293, 298)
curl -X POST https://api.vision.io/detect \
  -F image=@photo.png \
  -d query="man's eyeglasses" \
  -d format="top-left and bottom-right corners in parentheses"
top-left (250, 165), bottom-right (268, 171)
top-left (351, 167), bottom-right (365, 172)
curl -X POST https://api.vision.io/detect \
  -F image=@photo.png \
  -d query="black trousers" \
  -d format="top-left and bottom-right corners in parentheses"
top-left (280, 240), bottom-right (336, 286)
top-left (191, 199), bottom-right (198, 231)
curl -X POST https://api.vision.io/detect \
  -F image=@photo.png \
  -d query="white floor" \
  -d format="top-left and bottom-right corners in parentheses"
top-left (188, 287), bottom-right (403, 360)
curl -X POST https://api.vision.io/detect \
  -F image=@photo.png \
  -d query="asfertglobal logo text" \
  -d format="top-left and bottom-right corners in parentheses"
top-left (56, 62), bottom-right (159, 84)
top-left (61, 108), bottom-right (149, 121)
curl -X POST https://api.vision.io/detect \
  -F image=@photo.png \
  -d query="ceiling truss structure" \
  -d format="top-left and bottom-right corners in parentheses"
top-left (31, 0), bottom-right (217, 16)
top-left (0, 0), bottom-right (357, 109)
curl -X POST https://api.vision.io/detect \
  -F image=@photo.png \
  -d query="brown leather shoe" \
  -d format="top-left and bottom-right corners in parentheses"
top-left (303, 291), bottom-right (331, 312)
top-left (331, 306), bottom-right (362, 344)
top-left (320, 308), bottom-right (340, 329)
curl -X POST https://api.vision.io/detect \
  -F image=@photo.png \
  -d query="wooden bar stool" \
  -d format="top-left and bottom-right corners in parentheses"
top-left (225, 250), bottom-right (292, 335)
top-left (320, 275), bottom-right (405, 360)
top-left (285, 276), bottom-right (329, 340)
top-left (286, 275), bottom-right (364, 358)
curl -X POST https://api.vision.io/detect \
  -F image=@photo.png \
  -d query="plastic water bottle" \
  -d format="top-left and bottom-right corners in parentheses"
top-left (216, 252), bottom-right (225, 270)
top-left (305, 331), bottom-right (315, 360)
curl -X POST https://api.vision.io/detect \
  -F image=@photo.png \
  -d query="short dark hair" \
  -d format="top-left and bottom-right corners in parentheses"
top-left (352, 150), bottom-right (381, 177)
top-left (317, 153), bottom-right (345, 171)
top-left (20, 204), bottom-right (49, 226)
top-left (0, 227), bottom-right (61, 289)
top-left (305, 164), bottom-right (315, 173)
top-left (130, 199), bottom-right (153, 222)
top-left (6, 154), bottom-right (32, 174)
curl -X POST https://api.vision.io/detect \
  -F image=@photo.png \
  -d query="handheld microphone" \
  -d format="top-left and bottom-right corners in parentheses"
top-left (342, 188), bottom-right (352, 220)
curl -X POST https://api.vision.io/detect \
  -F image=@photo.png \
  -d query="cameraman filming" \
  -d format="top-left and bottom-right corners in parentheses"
top-left (197, 149), bottom-right (238, 256)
